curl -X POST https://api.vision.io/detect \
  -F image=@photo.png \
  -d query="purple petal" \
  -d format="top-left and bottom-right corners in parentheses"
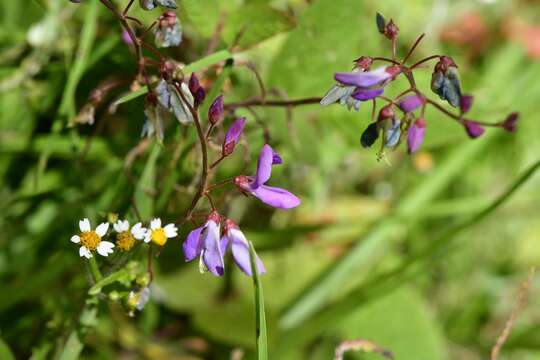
top-left (464, 120), bottom-right (485, 138)
top-left (351, 87), bottom-right (384, 101)
top-left (398, 95), bottom-right (424, 113)
top-left (224, 117), bottom-right (246, 146)
top-left (272, 150), bottom-right (283, 165)
top-left (252, 185), bottom-right (301, 209)
top-left (122, 30), bottom-right (134, 45)
top-left (220, 235), bottom-right (230, 255)
top-left (334, 67), bottom-right (391, 87)
top-left (254, 144), bottom-right (274, 187)
top-left (183, 225), bottom-right (204, 262)
top-left (230, 230), bottom-right (265, 276)
top-left (202, 221), bottom-right (225, 276)
top-left (407, 118), bottom-right (426, 154)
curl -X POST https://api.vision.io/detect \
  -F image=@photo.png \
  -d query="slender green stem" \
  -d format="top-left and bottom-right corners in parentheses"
top-left (249, 242), bottom-right (268, 360)
top-left (88, 257), bottom-right (103, 282)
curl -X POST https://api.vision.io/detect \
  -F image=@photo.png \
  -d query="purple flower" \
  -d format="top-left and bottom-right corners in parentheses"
top-left (460, 95), bottom-right (473, 114)
top-left (221, 219), bottom-right (265, 276)
top-left (182, 211), bottom-right (225, 276)
top-left (351, 88), bottom-right (384, 101)
top-left (407, 118), bottom-right (426, 154)
top-left (463, 120), bottom-right (485, 138)
top-left (222, 117), bottom-right (246, 156)
top-left (188, 73), bottom-right (205, 106)
top-left (334, 66), bottom-right (400, 88)
top-left (208, 95), bottom-right (224, 125)
top-left (398, 94), bottom-right (424, 113)
top-left (234, 144), bottom-right (300, 209)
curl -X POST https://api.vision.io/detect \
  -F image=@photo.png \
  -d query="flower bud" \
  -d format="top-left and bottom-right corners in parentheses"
top-left (384, 19), bottom-right (399, 40)
top-left (122, 30), bottom-right (134, 45)
top-left (360, 122), bottom-right (379, 148)
top-left (398, 94), bottom-right (424, 113)
top-left (160, 59), bottom-right (176, 81)
top-left (431, 56), bottom-right (462, 107)
top-left (354, 56), bottom-right (373, 71)
top-left (208, 95), bottom-right (224, 125)
top-left (459, 94), bottom-right (473, 114)
top-left (463, 120), bottom-right (485, 138)
top-left (154, 11), bottom-right (182, 48)
top-left (222, 117), bottom-right (246, 156)
top-left (378, 105), bottom-right (394, 121)
top-left (188, 73), bottom-right (200, 94)
top-left (500, 112), bottom-right (519, 132)
top-left (407, 118), bottom-right (426, 154)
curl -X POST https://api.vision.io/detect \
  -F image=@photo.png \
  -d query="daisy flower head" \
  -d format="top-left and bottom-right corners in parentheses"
top-left (70, 218), bottom-right (114, 259)
top-left (144, 218), bottom-right (178, 246)
top-left (113, 220), bottom-right (147, 252)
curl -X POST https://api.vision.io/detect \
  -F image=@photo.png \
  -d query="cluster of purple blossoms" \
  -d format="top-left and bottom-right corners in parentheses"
top-left (321, 13), bottom-right (518, 156)
top-left (183, 143), bottom-right (299, 277)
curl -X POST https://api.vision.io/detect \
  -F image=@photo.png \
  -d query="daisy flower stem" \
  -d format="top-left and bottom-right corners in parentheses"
top-left (89, 257), bottom-right (103, 282)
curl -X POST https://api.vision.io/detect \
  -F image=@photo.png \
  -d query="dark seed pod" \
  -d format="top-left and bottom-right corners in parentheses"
top-left (360, 122), bottom-right (380, 148)
top-left (376, 13), bottom-right (386, 34)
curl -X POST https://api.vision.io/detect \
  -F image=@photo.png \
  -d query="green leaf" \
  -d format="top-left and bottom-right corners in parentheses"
top-left (338, 287), bottom-right (447, 360)
top-left (88, 268), bottom-right (129, 296)
top-left (221, 5), bottom-right (294, 50)
top-left (59, 0), bottom-right (99, 121)
top-left (134, 143), bottom-right (161, 220)
top-left (0, 338), bottom-right (15, 360)
top-left (58, 331), bottom-right (84, 360)
top-left (249, 242), bottom-right (268, 360)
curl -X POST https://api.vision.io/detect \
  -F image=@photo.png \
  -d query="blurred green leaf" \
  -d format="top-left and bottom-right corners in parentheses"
top-left (0, 338), bottom-right (15, 360)
top-left (249, 242), bottom-right (268, 360)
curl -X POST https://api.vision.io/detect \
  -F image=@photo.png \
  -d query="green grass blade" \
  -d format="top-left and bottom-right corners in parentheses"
top-left (249, 241), bottom-right (268, 360)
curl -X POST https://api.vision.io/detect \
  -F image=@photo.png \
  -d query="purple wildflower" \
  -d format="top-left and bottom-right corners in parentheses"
top-left (407, 118), bottom-right (426, 154)
top-left (463, 120), bottom-right (485, 138)
top-left (182, 211), bottom-right (225, 276)
top-left (208, 95), bottom-right (224, 125)
top-left (334, 66), bottom-right (400, 88)
top-left (398, 94), bottom-right (424, 113)
top-left (222, 117), bottom-right (246, 156)
top-left (234, 144), bottom-right (300, 209)
top-left (221, 219), bottom-right (265, 276)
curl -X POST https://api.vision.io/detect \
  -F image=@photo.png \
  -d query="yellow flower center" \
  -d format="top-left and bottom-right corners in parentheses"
top-left (80, 231), bottom-right (101, 251)
top-left (151, 228), bottom-right (167, 246)
top-left (116, 231), bottom-right (135, 252)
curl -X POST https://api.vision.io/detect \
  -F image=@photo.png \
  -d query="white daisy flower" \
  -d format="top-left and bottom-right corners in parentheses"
top-left (113, 219), bottom-right (147, 252)
top-left (70, 218), bottom-right (114, 258)
top-left (144, 218), bottom-right (178, 246)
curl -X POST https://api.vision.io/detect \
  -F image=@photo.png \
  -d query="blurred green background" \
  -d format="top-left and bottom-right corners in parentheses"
top-left (1, 0), bottom-right (540, 359)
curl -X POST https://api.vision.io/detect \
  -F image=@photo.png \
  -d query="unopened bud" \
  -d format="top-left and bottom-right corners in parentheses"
top-left (208, 95), bottom-right (224, 125)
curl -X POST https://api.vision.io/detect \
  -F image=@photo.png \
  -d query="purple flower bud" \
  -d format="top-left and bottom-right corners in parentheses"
top-left (272, 150), bottom-right (283, 165)
top-left (407, 118), bottom-right (426, 154)
top-left (208, 95), bottom-right (224, 125)
top-left (463, 120), bottom-right (485, 138)
top-left (398, 94), bottom-right (424, 113)
top-left (122, 30), bottom-right (133, 45)
top-left (188, 73), bottom-right (200, 95)
top-left (384, 19), bottom-right (399, 40)
top-left (500, 112), bottom-right (519, 132)
top-left (222, 117), bottom-right (246, 156)
top-left (460, 95), bottom-right (473, 114)
top-left (354, 56), bottom-right (373, 70)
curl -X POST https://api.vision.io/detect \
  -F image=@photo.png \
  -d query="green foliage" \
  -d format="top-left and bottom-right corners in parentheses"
top-left (1, 0), bottom-right (540, 359)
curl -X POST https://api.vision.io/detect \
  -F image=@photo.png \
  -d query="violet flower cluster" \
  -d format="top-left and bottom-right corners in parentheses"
top-left (321, 13), bottom-right (519, 156)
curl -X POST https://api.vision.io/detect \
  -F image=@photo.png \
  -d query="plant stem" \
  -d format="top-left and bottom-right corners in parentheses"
top-left (225, 97), bottom-right (322, 110)
top-left (88, 257), bottom-right (103, 282)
